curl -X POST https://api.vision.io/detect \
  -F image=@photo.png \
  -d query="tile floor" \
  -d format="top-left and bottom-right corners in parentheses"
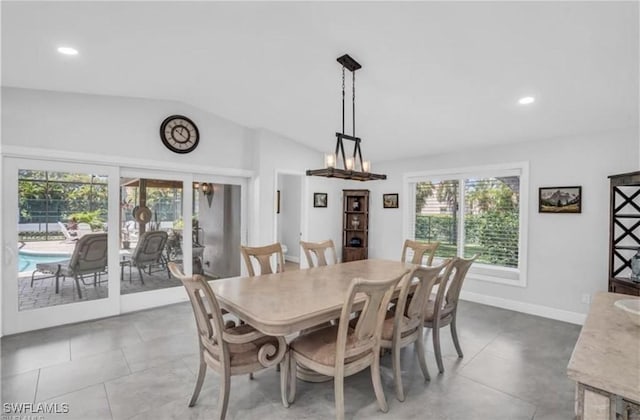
top-left (1, 300), bottom-right (581, 419)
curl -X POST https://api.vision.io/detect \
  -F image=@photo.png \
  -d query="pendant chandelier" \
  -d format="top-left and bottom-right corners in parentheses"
top-left (306, 54), bottom-right (387, 181)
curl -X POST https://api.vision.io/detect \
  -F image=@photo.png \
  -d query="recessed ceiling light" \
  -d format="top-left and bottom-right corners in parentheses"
top-left (57, 46), bottom-right (78, 56)
top-left (518, 96), bottom-right (535, 105)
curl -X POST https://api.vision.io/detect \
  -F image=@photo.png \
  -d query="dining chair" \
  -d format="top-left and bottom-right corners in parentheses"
top-left (288, 270), bottom-right (408, 420)
top-left (380, 261), bottom-right (450, 401)
top-left (300, 239), bottom-right (338, 267)
top-left (424, 255), bottom-right (477, 373)
top-left (401, 239), bottom-right (440, 266)
top-left (31, 232), bottom-right (108, 299)
top-left (241, 242), bottom-right (285, 276)
top-left (167, 262), bottom-right (289, 420)
top-left (121, 230), bottom-right (169, 284)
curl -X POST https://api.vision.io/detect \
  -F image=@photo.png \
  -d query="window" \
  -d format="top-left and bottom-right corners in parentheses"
top-left (405, 163), bottom-right (528, 286)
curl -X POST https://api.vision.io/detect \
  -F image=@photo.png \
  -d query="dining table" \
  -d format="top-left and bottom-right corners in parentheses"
top-left (208, 259), bottom-right (417, 336)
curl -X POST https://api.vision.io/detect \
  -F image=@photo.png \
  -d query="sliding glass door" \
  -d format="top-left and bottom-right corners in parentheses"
top-left (2, 158), bottom-right (120, 334)
top-left (2, 159), bottom-right (247, 333)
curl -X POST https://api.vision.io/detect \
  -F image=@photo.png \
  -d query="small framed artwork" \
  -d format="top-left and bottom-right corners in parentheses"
top-left (383, 193), bottom-right (399, 209)
top-left (539, 186), bottom-right (582, 213)
top-left (276, 190), bottom-right (281, 214)
top-left (314, 192), bottom-right (328, 208)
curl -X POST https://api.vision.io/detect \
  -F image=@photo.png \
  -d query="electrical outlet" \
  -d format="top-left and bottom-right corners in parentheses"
top-left (581, 293), bottom-right (591, 304)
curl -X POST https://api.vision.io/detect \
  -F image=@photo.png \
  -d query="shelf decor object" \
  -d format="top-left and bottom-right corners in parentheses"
top-left (608, 171), bottom-right (640, 296)
top-left (342, 189), bottom-right (369, 262)
top-left (306, 54), bottom-right (386, 182)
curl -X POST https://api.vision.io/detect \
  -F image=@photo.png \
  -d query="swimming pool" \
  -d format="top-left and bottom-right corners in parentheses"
top-left (18, 250), bottom-right (71, 273)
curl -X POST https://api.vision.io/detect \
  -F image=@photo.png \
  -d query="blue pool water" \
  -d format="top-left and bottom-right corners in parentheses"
top-left (18, 250), bottom-right (71, 272)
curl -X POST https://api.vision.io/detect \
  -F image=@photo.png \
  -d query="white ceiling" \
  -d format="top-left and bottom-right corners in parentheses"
top-left (2, 1), bottom-right (638, 163)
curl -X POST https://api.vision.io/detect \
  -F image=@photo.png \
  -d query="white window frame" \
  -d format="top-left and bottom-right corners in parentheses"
top-left (403, 162), bottom-right (529, 287)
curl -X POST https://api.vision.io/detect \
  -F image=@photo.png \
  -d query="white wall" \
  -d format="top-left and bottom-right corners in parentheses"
top-left (1, 87), bottom-right (254, 170)
top-left (368, 128), bottom-right (638, 320)
top-left (250, 129), bottom-right (344, 262)
top-left (277, 174), bottom-right (302, 262)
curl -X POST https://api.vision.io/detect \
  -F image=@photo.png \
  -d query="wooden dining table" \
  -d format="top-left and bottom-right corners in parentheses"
top-left (208, 259), bottom-right (417, 336)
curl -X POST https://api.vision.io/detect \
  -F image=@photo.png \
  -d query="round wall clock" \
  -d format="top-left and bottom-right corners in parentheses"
top-left (160, 115), bottom-right (200, 154)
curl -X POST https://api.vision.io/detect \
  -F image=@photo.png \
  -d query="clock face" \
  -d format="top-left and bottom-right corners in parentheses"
top-left (160, 115), bottom-right (200, 154)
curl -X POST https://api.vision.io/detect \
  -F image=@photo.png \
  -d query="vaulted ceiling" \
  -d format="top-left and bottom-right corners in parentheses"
top-left (2, 1), bottom-right (638, 163)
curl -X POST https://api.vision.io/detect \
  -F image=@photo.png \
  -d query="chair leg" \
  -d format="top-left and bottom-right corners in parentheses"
top-left (370, 347), bottom-right (388, 413)
top-left (415, 327), bottom-right (431, 382)
top-left (288, 353), bottom-right (297, 404)
top-left (217, 369), bottom-right (231, 420)
top-left (74, 275), bottom-right (83, 299)
top-left (391, 341), bottom-right (405, 402)
top-left (137, 266), bottom-right (145, 285)
top-left (432, 323), bottom-right (444, 374)
top-left (280, 352), bottom-right (290, 408)
top-left (189, 357), bottom-right (207, 407)
top-left (451, 313), bottom-right (463, 358)
top-left (335, 370), bottom-right (345, 420)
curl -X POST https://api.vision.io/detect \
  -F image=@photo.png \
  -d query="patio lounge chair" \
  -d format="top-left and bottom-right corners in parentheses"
top-left (30, 232), bottom-right (108, 299)
top-left (58, 221), bottom-right (78, 242)
top-left (121, 230), bottom-right (169, 284)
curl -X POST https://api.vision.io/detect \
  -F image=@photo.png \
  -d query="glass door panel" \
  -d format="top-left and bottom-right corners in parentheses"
top-left (193, 181), bottom-right (242, 280)
top-left (18, 169), bottom-right (109, 310)
top-left (119, 177), bottom-right (184, 294)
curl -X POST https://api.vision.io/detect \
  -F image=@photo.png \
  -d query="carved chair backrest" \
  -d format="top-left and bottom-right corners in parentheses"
top-left (300, 239), bottom-right (338, 267)
top-left (334, 271), bottom-right (406, 368)
top-left (168, 262), bottom-right (225, 357)
top-left (434, 255), bottom-right (477, 316)
top-left (401, 239), bottom-right (440, 266)
top-left (240, 243), bottom-right (285, 276)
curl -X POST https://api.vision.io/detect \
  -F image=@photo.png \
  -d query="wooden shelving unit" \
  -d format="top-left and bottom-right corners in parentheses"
top-left (608, 171), bottom-right (640, 296)
top-left (342, 189), bottom-right (369, 262)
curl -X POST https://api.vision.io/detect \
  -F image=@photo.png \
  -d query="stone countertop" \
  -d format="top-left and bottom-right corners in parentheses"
top-left (567, 292), bottom-right (640, 403)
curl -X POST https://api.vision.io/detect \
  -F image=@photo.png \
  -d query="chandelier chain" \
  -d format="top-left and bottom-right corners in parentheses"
top-left (342, 66), bottom-right (346, 134)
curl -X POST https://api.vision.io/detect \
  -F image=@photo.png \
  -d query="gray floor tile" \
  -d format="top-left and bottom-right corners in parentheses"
top-left (121, 332), bottom-right (199, 372)
top-left (458, 349), bottom-right (575, 414)
top-left (1, 338), bottom-right (70, 377)
top-left (0, 300), bottom-right (582, 419)
top-left (36, 349), bottom-right (131, 401)
top-left (1, 369), bottom-right (38, 404)
top-left (104, 360), bottom-right (195, 420)
top-left (42, 383), bottom-right (112, 420)
top-left (69, 322), bottom-right (142, 360)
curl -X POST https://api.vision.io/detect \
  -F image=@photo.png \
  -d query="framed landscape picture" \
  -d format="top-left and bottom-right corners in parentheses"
top-left (539, 186), bottom-right (582, 213)
top-left (383, 193), bottom-right (399, 208)
top-left (314, 192), bottom-right (328, 208)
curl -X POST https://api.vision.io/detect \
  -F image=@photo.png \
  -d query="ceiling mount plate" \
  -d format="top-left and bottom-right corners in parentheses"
top-left (337, 54), bottom-right (361, 72)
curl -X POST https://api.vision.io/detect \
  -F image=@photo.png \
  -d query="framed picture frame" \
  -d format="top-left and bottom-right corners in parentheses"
top-left (314, 192), bottom-right (328, 208)
top-left (276, 190), bottom-right (280, 214)
top-left (539, 186), bottom-right (582, 213)
top-left (383, 193), bottom-right (399, 209)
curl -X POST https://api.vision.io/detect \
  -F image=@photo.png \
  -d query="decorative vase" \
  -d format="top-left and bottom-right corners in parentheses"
top-left (631, 250), bottom-right (640, 282)
top-left (352, 199), bottom-right (360, 211)
top-left (351, 216), bottom-right (360, 229)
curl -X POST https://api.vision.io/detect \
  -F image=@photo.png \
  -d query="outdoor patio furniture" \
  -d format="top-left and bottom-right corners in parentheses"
top-left (57, 221), bottom-right (78, 242)
top-left (121, 230), bottom-right (169, 284)
top-left (30, 232), bottom-right (108, 299)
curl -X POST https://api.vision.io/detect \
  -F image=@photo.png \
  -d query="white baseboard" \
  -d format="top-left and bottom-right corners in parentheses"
top-left (460, 290), bottom-right (586, 325)
top-left (285, 255), bottom-right (299, 263)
